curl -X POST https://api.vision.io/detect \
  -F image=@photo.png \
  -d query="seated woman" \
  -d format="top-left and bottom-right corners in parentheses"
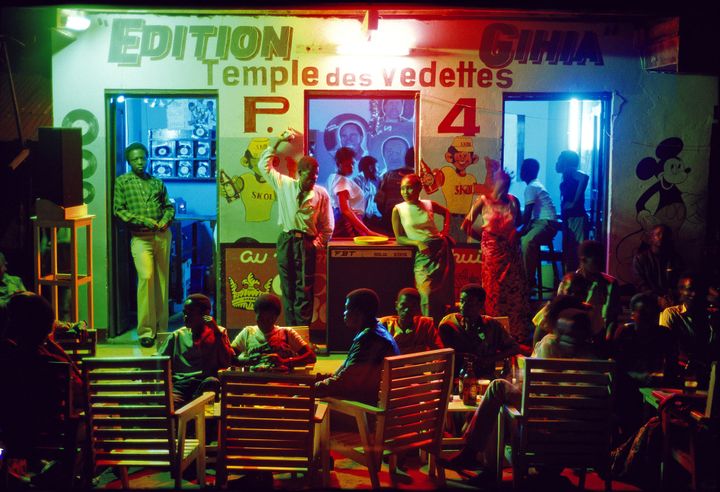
top-left (328, 146), bottom-right (383, 238)
top-left (231, 293), bottom-right (316, 371)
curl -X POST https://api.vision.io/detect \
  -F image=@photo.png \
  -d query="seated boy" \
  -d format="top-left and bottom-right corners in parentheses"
top-left (231, 293), bottom-right (316, 371)
top-left (379, 287), bottom-right (443, 354)
top-left (157, 294), bottom-right (234, 405)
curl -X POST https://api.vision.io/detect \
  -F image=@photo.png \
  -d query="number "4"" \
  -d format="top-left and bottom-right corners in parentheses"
top-left (437, 98), bottom-right (480, 136)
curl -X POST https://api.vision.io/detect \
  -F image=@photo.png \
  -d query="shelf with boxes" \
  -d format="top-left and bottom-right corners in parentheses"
top-left (148, 127), bottom-right (216, 180)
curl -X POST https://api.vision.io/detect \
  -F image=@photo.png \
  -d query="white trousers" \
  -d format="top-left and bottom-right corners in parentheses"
top-left (130, 229), bottom-right (171, 339)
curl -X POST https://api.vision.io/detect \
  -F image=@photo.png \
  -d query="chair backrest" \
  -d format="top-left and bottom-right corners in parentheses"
top-left (217, 370), bottom-right (317, 475)
top-left (83, 357), bottom-right (176, 470)
top-left (375, 348), bottom-right (455, 454)
top-left (705, 360), bottom-right (718, 418)
top-left (519, 357), bottom-right (615, 467)
top-left (0, 361), bottom-right (76, 459)
top-left (54, 328), bottom-right (97, 369)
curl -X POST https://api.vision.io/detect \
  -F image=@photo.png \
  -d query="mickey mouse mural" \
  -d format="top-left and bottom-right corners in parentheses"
top-left (635, 137), bottom-right (690, 236)
top-left (614, 137), bottom-right (693, 282)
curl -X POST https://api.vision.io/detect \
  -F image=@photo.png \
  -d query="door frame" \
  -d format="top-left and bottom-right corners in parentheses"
top-left (501, 91), bottom-right (613, 245)
top-left (105, 89), bottom-right (220, 338)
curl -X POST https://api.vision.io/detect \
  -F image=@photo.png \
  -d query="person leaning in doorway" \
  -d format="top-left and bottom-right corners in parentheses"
top-left (113, 142), bottom-right (175, 348)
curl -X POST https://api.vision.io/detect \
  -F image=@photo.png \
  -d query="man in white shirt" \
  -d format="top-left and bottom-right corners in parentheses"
top-left (258, 130), bottom-right (334, 325)
top-left (519, 158), bottom-right (559, 289)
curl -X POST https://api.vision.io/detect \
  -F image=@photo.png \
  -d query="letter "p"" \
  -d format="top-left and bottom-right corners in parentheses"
top-left (244, 96), bottom-right (289, 132)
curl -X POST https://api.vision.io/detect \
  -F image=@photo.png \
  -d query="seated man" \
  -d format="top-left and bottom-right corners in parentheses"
top-left (575, 239), bottom-right (621, 345)
top-left (0, 252), bottom-right (26, 330)
top-left (531, 271), bottom-right (592, 346)
top-left (440, 307), bottom-right (599, 479)
top-left (231, 293), bottom-right (316, 371)
top-left (0, 252), bottom-right (26, 309)
top-left (0, 291), bottom-right (83, 486)
top-left (517, 158), bottom-right (559, 290)
top-left (379, 287), bottom-right (443, 354)
top-left (632, 224), bottom-right (683, 309)
top-left (315, 288), bottom-right (399, 404)
top-left (157, 294), bottom-right (234, 406)
top-left (660, 272), bottom-right (718, 388)
top-left (439, 284), bottom-right (520, 379)
top-left (611, 292), bottom-right (675, 440)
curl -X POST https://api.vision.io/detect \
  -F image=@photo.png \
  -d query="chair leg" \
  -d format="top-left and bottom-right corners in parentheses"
top-left (577, 468), bottom-right (587, 490)
top-left (118, 466), bottom-right (129, 489)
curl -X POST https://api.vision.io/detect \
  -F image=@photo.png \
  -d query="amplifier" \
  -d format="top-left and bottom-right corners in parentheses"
top-left (326, 241), bottom-right (415, 352)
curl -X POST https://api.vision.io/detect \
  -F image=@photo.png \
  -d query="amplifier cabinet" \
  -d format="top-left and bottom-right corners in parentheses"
top-left (326, 240), bottom-right (415, 352)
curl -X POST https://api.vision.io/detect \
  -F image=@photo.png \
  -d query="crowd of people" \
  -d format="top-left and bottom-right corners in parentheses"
top-left (0, 130), bottom-right (718, 488)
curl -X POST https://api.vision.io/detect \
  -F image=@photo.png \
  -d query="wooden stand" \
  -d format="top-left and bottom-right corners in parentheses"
top-left (32, 214), bottom-right (95, 327)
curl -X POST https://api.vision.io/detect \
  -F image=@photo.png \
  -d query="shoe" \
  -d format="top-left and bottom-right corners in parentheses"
top-left (438, 451), bottom-right (479, 471)
top-left (140, 337), bottom-right (155, 348)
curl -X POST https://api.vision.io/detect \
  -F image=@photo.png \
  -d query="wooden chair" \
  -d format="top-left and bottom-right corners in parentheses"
top-left (83, 356), bottom-right (213, 489)
top-left (325, 348), bottom-right (455, 489)
top-left (660, 361), bottom-right (718, 491)
top-left (215, 371), bottom-right (329, 488)
top-left (497, 357), bottom-right (616, 490)
top-left (0, 361), bottom-right (82, 488)
top-left (53, 327), bottom-right (97, 370)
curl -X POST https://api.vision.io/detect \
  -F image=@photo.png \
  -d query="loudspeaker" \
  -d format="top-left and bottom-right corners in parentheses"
top-left (326, 242), bottom-right (415, 352)
top-left (36, 127), bottom-right (83, 207)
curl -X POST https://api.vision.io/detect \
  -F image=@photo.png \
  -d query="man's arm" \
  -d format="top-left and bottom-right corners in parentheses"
top-left (315, 190), bottom-right (334, 248)
top-left (157, 182), bottom-right (175, 230)
top-left (490, 321), bottom-right (521, 362)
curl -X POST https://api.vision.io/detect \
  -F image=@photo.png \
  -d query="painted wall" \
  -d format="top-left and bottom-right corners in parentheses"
top-left (51, 12), bottom-right (717, 329)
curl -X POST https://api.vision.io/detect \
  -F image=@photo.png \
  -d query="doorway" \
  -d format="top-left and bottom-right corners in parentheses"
top-left (107, 92), bottom-right (218, 339)
top-left (502, 93), bottom-right (611, 252)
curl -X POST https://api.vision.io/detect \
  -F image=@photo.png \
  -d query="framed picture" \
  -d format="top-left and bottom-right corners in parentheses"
top-left (305, 90), bottom-right (419, 190)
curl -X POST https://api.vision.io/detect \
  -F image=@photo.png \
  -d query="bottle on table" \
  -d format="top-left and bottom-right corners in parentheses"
top-left (459, 355), bottom-right (478, 406)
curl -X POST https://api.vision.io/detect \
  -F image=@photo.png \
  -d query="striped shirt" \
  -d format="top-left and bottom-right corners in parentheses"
top-left (113, 172), bottom-right (175, 232)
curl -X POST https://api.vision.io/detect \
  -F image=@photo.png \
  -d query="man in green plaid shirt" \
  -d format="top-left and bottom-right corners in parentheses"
top-left (114, 142), bottom-right (175, 347)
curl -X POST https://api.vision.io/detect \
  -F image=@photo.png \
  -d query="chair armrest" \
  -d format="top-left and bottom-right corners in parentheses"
top-left (175, 391), bottom-right (214, 426)
top-left (324, 397), bottom-right (384, 418)
top-left (502, 404), bottom-right (522, 421)
top-left (314, 401), bottom-right (329, 423)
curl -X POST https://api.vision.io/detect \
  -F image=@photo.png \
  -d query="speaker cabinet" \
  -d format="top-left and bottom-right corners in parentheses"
top-left (326, 241), bottom-right (415, 352)
top-left (36, 127), bottom-right (83, 207)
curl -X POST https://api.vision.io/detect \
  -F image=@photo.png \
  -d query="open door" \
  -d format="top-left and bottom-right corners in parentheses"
top-left (107, 92), bottom-right (218, 339)
top-left (502, 93), bottom-right (611, 249)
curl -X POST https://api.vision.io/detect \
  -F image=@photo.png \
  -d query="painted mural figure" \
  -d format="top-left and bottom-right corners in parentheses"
top-left (635, 137), bottom-right (690, 238)
top-left (113, 142), bottom-right (175, 348)
top-left (236, 138), bottom-right (276, 222)
top-left (462, 168), bottom-right (531, 342)
top-left (420, 136), bottom-right (498, 241)
top-left (258, 129), bottom-right (334, 326)
top-left (556, 150), bottom-right (590, 273)
top-left (323, 115), bottom-right (370, 164)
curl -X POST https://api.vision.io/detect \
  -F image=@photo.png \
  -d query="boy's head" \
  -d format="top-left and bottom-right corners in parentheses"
top-left (459, 284), bottom-right (486, 320)
top-left (344, 288), bottom-right (380, 331)
top-left (520, 158), bottom-right (540, 183)
top-left (183, 294), bottom-right (212, 331)
top-left (556, 150), bottom-right (580, 173)
top-left (629, 292), bottom-right (659, 324)
top-left (395, 287), bottom-right (421, 321)
top-left (254, 293), bottom-right (282, 332)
